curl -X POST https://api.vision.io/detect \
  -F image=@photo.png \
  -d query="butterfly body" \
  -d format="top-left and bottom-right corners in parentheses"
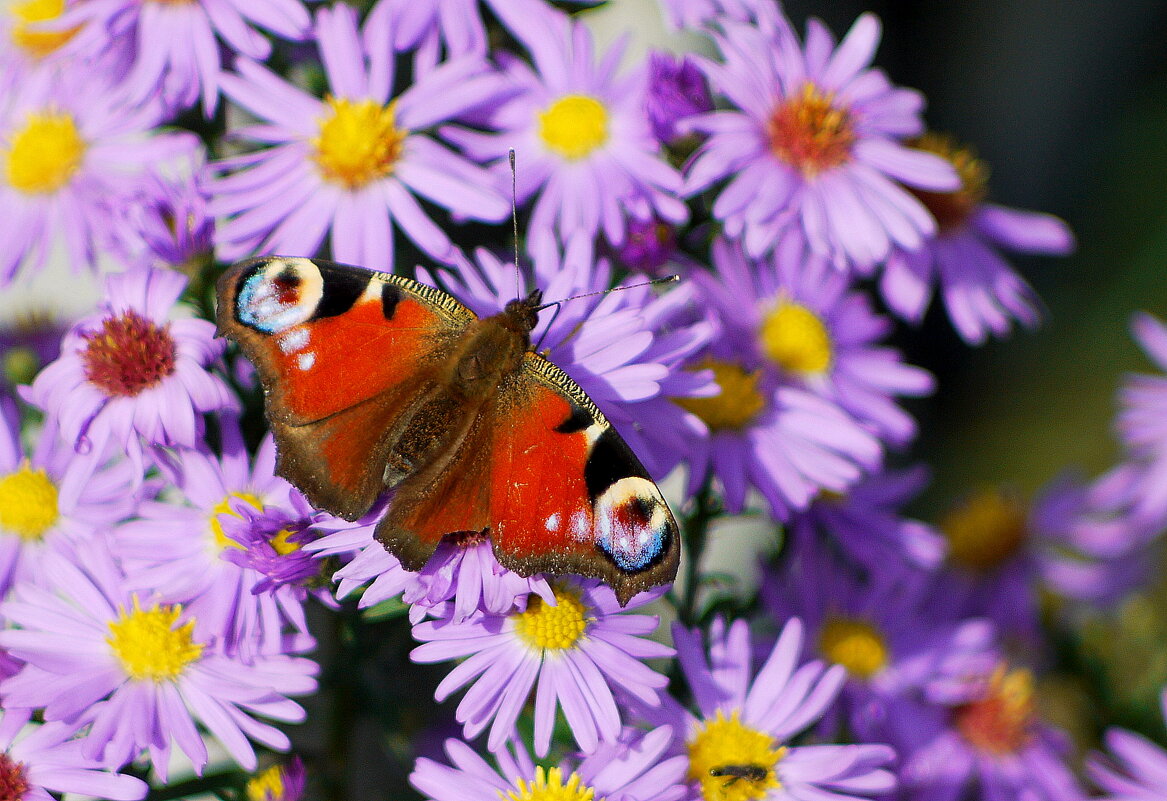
top-left (216, 256), bottom-right (679, 604)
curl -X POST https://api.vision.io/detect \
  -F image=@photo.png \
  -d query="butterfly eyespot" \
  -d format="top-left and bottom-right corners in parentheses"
top-left (594, 477), bottom-right (670, 571)
top-left (235, 258), bottom-right (324, 334)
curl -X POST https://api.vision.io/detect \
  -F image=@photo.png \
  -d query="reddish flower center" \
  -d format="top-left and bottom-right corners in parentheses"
top-left (908, 132), bottom-right (989, 232)
top-left (81, 310), bottom-right (177, 398)
top-left (0, 752), bottom-right (29, 801)
top-left (768, 83), bottom-right (855, 177)
top-left (953, 666), bottom-right (1036, 755)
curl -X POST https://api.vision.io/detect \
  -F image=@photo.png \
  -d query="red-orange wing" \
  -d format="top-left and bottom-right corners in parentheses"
top-left (487, 354), bottom-right (680, 605)
top-left (216, 256), bottom-right (476, 519)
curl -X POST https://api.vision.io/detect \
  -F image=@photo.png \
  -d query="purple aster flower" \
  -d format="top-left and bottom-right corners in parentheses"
top-left (669, 243), bottom-right (883, 518)
top-left (700, 235), bottom-right (934, 448)
top-left (790, 465), bottom-right (945, 572)
top-left (0, 540), bottom-right (318, 780)
top-left (115, 422), bottom-right (315, 659)
top-left (113, 167), bottom-right (215, 272)
top-left (427, 232), bottom-right (715, 479)
top-left (210, 3), bottom-right (510, 269)
top-left (0, 67), bottom-right (197, 284)
top-left (219, 492), bottom-right (332, 597)
top-left (0, 0), bottom-right (88, 76)
top-left (445, 8), bottom-right (686, 255)
top-left (646, 51), bottom-right (713, 145)
top-left (656, 0), bottom-right (784, 33)
top-left (0, 307), bottom-right (66, 389)
top-left (664, 616), bottom-right (897, 801)
top-left (0, 711), bottom-right (147, 801)
top-left (23, 267), bottom-right (235, 476)
top-left (412, 725), bottom-right (688, 801)
top-left (0, 399), bottom-right (139, 596)
top-left (761, 547), bottom-right (998, 742)
top-left (879, 133), bottom-right (1075, 344)
top-left (893, 662), bottom-right (1086, 801)
top-left (411, 579), bottom-right (673, 756)
top-left (247, 755), bottom-right (307, 801)
top-left (683, 12), bottom-right (959, 267)
top-left (1089, 690), bottom-right (1167, 801)
top-left (56, 0), bottom-right (310, 115)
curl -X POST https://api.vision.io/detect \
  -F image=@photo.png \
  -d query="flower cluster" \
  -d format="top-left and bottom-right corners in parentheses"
top-left (0, 0), bottom-right (1154, 799)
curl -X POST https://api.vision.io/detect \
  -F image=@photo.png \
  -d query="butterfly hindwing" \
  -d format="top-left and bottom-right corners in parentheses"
top-left (216, 256), bottom-right (476, 518)
top-left (486, 354), bottom-right (680, 605)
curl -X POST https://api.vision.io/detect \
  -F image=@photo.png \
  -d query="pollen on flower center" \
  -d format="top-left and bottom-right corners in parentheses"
top-left (312, 96), bottom-right (406, 189)
top-left (4, 109), bottom-right (87, 194)
top-left (210, 492), bottom-right (264, 551)
top-left (909, 132), bottom-right (988, 232)
top-left (674, 359), bottom-right (766, 432)
top-left (107, 596), bottom-right (204, 682)
top-left (81, 309), bottom-right (177, 398)
top-left (819, 616), bottom-right (888, 679)
top-left (953, 665), bottom-right (1036, 755)
top-left (503, 766), bottom-right (596, 801)
top-left (768, 83), bottom-right (855, 177)
top-left (538, 95), bottom-right (609, 161)
top-left (0, 461), bottom-right (59, 541)
top-left (0, 752), bottom-right (29, 801)
top-left (687, 710), bottom-right (784, 801)
top-left (247, 765), bottom-right (287, 801)
top-left (513, 585), bottom-right (590, 651)
top-left (940, 488), bottom-right (1026, 571)
top-left (760, 300), bottom-right (832, 374)
top-left (10, 0), bottom-right (80, 57)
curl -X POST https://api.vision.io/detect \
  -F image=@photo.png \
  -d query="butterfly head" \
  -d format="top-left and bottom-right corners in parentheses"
top-left (502, 289), bottom-right (544, 335)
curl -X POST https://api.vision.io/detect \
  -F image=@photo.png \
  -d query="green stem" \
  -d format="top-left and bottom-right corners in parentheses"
top-left (673, 476), bottom-right (718, 626)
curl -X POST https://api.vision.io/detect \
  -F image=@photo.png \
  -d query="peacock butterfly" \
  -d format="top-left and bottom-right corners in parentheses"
top-left (215, 256), bottom-right (680, 605)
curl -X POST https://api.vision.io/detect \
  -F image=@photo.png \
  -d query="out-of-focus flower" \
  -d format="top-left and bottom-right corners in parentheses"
top-left (411, 580), bottom-right (672, 756)
top-left (412, 726), bottom-right (688, 801)
top-left (894, 663), bottom-right (1086, 801)
top-left (880, 133), bottom-right (1074, 344)
top-left (665, 617), bottom-right (897, 801)
top-left (0, 542), bottom-right (318, 780)
top-left (55, 0), bottom-right (311, 115)
top-left (210, 3), bottom-right (509, 270)
top-left (1089, 690), bottom-right (1167, 801)
top-left (646, 51), bottom-right (713, 145)
top-left (0, 69), bottom-right (196, 284)
top-left (683, 12), bottom-right (958, 267)
top-left (445, 9), bottom-right (686, 256)
top-left (23, 268), bottom-right (235, 475)
top-left (114, 169), bottom-right (215, 273)
top-left (0, 711), bottom-right (147, 800)
top-left (246, 755), bottom-right (307, 801)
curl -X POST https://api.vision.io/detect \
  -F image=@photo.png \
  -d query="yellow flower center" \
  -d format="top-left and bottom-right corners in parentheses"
top-left (940, 488), bottom-right (1026, 571)
top-left (210, 492), bottom-right (264, 551)
top-left (538, 95), bottom-right (609, 161)
top-left (503, 766), bottom-right (597, 801)
top-left (247, 765), bottom-right (287, 801)
top-left (311, 96), bottom-right (406, 189)
top-left (513, 585), bottom-right (590, 651)
top-left (270, 528), bottom-right (300, 556)
top-left (909, 132), bottom-right (989, 232)
top-left (107, 596), bottom-right (204, 682)
top-left (768, 83), bottom-right (854, 177)
top-left (10, 0), bottom-right (79, 57)
top-left (953, 665), bottom-right (1036, 755)
top-left (674, 359), bottom-right (766, 432)
top-left (759, 301), bottom-right (832, 374)
top-left (819, 616), bottom-right (888, 680)
top-left (687, 710), bottom-right (784, 801)
top-left (4, 110), bottom-right (87, 194)
top-left (0, 461), bottom-right (59, 541)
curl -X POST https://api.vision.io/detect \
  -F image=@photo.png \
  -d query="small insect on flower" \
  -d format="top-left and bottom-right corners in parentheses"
top-left (709, 764), bottom-right (770, 786)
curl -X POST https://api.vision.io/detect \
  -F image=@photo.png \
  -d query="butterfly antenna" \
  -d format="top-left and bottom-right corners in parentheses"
top-left (531, 274), bottom-right (680, 352)
top-left (509, 149), bottom-right (521, 301)
top-left (532, 275), bottom-right (679, 313)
